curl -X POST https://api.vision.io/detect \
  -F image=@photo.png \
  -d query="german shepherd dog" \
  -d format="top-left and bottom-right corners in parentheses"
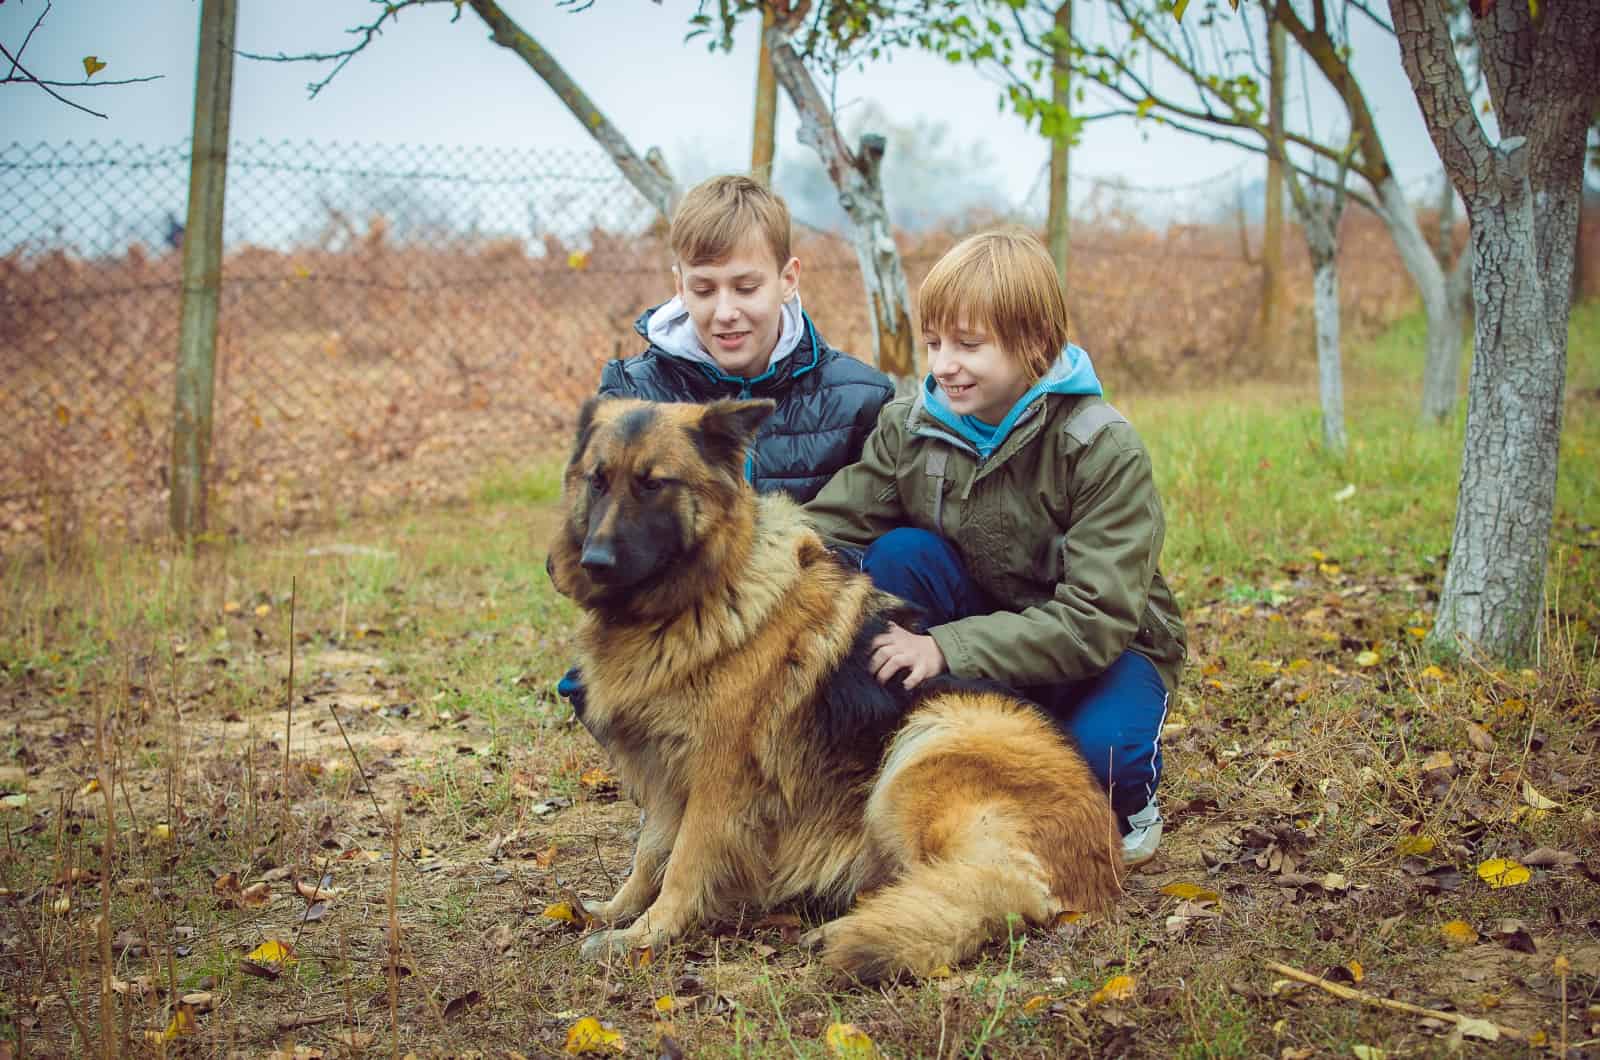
top-left (545, 397), bottom-right (1122, 980)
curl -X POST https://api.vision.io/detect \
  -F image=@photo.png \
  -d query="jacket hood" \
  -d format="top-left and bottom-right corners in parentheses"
top-left (637, 295), bottom-right (812, 388)
top-left (920, 342), bottom-right (1103, 458)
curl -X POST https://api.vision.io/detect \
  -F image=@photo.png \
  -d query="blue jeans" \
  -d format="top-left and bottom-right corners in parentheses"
top-left (861, 527), bottom-right (1167, 828)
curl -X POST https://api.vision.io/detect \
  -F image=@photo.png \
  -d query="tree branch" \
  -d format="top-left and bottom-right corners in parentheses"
top-left (0, 40), bottom-right (108, 118)
top-left (1, 0), bottom-right (161, 117)
top-left (236, 0), bottom-right (450, 98)
top-left (1387, 0), bottom-right (1490, 186)
top-left (1274, 0), bottom-right (1391, 185)
top-left (1347, 0), bottom-right (1395, 36)
top-left (0, 72), bottom-right (164, 88)
top-left (5, 0), bottom-right (51, 81)
top-left (237, 0), bottom-right (678, 217)
top-left (462, 0), bottom-right (677, 217)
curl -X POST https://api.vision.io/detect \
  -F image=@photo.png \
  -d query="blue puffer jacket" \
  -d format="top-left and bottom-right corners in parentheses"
top-left (598, 306), bottom-right (894, 503)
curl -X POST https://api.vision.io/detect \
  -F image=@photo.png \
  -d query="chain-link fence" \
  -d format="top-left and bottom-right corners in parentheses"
top-left (3, 138), bottom-right (1429, 547)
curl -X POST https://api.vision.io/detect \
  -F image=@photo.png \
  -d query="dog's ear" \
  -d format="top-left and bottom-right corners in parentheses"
top-left (570, 396), bottom-right (605, 466)
top-left (693, 399), bottom-right (776, 474)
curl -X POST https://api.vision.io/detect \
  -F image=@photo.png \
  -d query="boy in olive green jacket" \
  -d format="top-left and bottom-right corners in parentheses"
top-left (804, 229), bottom-right (1186, 866)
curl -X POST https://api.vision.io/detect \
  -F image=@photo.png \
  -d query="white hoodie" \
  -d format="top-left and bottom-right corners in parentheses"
top-left (643, 294), bottom-right (808, 379)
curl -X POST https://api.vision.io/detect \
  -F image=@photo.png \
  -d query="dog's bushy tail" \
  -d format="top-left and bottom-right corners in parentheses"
top-left (820, 853), bottom-right (1058, 981)
top-left (819, 692), bottom-right (1124, 982)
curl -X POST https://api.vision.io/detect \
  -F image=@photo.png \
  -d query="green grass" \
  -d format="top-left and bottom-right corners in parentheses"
top-left (1127, 299), bottom-right (1600, 627)
top-left (1, 302), bottom-right (1597, 1057)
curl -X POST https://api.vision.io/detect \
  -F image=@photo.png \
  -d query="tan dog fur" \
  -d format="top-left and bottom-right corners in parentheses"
top-left (546, 396), bottom-right (1122, 980)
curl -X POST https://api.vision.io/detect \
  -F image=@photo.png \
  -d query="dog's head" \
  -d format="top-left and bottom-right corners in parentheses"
top-left (546, 397), bottom-right (775, 613)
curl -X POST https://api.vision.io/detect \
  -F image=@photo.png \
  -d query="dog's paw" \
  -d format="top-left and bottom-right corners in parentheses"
top-left (798, 925), bottom-right (830, 954)
top-left (580, 928), bottom-right (644, 962)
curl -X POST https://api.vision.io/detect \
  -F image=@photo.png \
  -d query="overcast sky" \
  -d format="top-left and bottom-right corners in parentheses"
top-left (4, 0), bottom-right (1453, 215)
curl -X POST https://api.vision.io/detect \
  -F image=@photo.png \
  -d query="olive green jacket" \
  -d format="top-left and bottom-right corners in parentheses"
top-left (804, 389), bottom-right (1187, 692)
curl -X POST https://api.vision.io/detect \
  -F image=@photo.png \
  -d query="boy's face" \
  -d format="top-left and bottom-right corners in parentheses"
top-left (675, 233), bottom-right (800, 379)
top-left (924, 316), bottom-right (1034, 426)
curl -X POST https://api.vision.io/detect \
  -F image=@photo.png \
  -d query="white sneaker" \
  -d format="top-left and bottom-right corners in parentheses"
top-left (1122, 800), bottom-right (1163, 868)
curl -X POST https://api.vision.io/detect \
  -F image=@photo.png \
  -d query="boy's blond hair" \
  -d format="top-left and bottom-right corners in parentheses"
top-left (917, 228), bottom-right (1070, 382)
top-left (670, 175), bottom-right (792, 269)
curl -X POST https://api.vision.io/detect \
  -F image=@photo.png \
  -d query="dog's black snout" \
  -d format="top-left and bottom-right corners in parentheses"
top-left (580, 541), bottom-right (616, 573)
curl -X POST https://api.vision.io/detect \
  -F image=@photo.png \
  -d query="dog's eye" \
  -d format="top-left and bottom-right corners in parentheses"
top-left (589, 470), bottom-right (609, 496)
top-left (638, 476), bottom-right (665, 495)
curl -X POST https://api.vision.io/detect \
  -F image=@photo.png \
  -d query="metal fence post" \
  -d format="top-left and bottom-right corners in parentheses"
top-left (169, 0), bottom-right (237, 540)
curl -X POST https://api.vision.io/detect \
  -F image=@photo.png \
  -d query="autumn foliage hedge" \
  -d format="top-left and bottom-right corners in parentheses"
top-left (6, 203), bottom-right (1571, 546)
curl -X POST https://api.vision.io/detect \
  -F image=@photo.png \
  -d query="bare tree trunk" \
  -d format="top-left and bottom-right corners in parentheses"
top-left (1373, 176), bottom-right (1463, 424)
top-left (1391, 0), bottom-right (1598, 664)
top-left (1260, 14), bottom-right (1287, 357)
top-left (170, 0), bottom-right (237, 540)
top-left (750, 5), bottom-right (778, 186)
top-left (765, 27), bottom-right (917, 381)
top-left (1433, 142), bottom-right (1566, 662)
top-left (464, 0), bottom-right (678, 218)
top-left (1279, 136), bottom-right (1352, 457)
top-left (1311, 251), bottom-right (1345, 455)
top-left (1299, 202), bottom-right (1346, 455)
top-left (1045, 0), bottom-right (1071, 286)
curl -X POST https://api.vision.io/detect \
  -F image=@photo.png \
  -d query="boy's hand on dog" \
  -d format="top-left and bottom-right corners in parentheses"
top-left (870, 622), bottom-right (946, 690)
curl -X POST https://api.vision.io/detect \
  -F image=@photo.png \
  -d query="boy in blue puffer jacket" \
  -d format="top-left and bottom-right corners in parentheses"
top-left (556, 174), bottom-right (894, 709)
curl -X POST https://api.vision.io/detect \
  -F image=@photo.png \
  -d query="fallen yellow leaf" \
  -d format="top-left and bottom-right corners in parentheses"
top-left (1476, 858), bottom-right (1530, 889)
top-left (1418, 664), bottom-right (1447, 680)
top-left (1354, 650), bottom-right (1381, 668)
top-left (824, 1021), bottom-right (878, 1059)
top-left (1159, 882), bottom-right (1220, 903)
top-left (1440, 920), bottom-right (1479, 947)
top-left (160, 1004), bottom-right (197, 1040)
top-left (1521, 781), bottom-right (1561, 810)
top-left (541, 901), bottom-right (591, 925)
top-left (564, 1016), bottom-right (625, 1055)
top-left (1021, 994), bottom-right (1051, 1014)
top-left (567, 250), bottom-right (591, 271)
top-left (1395, 835), bottom-right (1435, 857)
top-left (1345, 959), bottom-right (1364, 983)
top-left (579, 767), bottom-right (617, 789)
top-left (1090, 974), bottom-right (1137, 1005)
top-left (1420, 750), bottom-right (1454, 772)
top-left (245, 938), bottom-right (296, 965)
